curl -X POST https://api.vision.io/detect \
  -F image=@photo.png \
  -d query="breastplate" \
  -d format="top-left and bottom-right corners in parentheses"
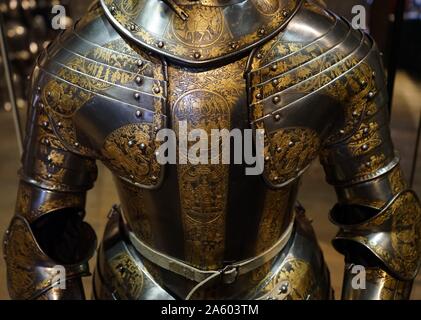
top-left (113, 57), bottom-right (302, 269)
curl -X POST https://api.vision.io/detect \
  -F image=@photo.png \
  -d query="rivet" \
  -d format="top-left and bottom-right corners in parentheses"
top-left (74, 142), bottom-right (79, 147)
top-left (288, 141), bottom-right (295, 147)
top-left (276, 147), bottom-right (282, 152)
top-left (352, 111), bottom-right (359, 117)
top-left (157, 41), bottom-right (165, 48)
top-left (57, 122), bottom-right (63, 128)
top-left (273, 176), bottom-right (279, 181)
top-left (272, 96), bottom-right (280, 104)
top-left (282, 10), bottom-right (289, 17)
top-left (135, 76), bottom-right (143, 85)
top-left (139, 143), bottom-right (147, 150)
top-left (274, 114), bottom-right (281, 121)
top-left (272, 79), bottom-right (279, 86)
top-left (37, 86), bottom-right (41, 92)
top-left (110, 5), bottom-right (116, 13)
top-left (265, 156), bottom-right (270, 162)
top-left (363, 127), bottom-right (369, 135)
top-left (5, 229), bottom-right (9, 235)
top-left (372, 71), bottom-right (376, 77)
top-left (130, 24), bottom-right (136, 31)
top-left (259, 28), bottom-right (265, 35)
top-left (368, 91), bottom-right (375, 99)
top-left (194, 52), bottom-right (201, 59)
top-left (230, 43), bottom-right (237, 49)
top-left (47, 156), bottom-right (53, 163)
top-left (271, 64), bottom-right (278, 71)
top-left (256, 53), bottom-right (263, 59)
top-left (47, 174), bottom-right (52, 179)
top-left (129, 175), bottom-right (135, 180)
top-left (135, 110), bottom-right (143, 118)
top-left (47, 91), bottom-right (51, 97)
top-left (137, 60), bottom-right (144, 68)
top-left (42, 121), bottom-right (49, 128)
top-left (360, 79), bottom-right (366, 86)
top-left (366, 161), bottom-right (372, 167)
top-left (280, 282), bottom-right (289, 294)
top-left (362, 144), bottom-right (369, 151)
top-left (44, 139), bottom-right (50, 146)
top-left (339, 129), bottom-right (345, 135)
top-left (153, 87), bottom-right (161, 94)
top-left (134, 92), bottom-right (140, 100)
top-left (255, 93), bottom-right (263, 100)
top-left (151, 175), bottom-right (158, 181)
top-left (128, 140), bottom-right (135, 147)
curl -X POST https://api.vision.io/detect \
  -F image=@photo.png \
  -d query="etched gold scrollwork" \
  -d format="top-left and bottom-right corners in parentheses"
top-left (264, 128), bottom-right (321, 185)
top-left (173, 89), bottom-right (230, 269)
top-left (252, 0), bottom-right (281, 16)
top-left (103, 0), bottom-right (300, 62)
top-left (258, 259), bottom-right (318, 300)
top-left (343, 191), bottom-right (421, 279)
top-left (171, 6), bottom-right (223, 47)
top-left (365, 268), bottom-right (411, 300)
top-left (168, 58), bottom-right (246, 269)
top-left (388, 166), bottom-right (407, 195)
top-left (102, 123), bottom-right (162, 186)
top-left (109, 252), bottom-right (144, 299)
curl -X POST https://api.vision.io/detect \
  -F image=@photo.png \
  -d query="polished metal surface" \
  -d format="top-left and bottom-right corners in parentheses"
top-left (3, 0), bottom-right (421, 300)
top-left (100, 0), bottom-right (303, 65)
top-left (332, 190), bottom-right (421, 280)
top-left (4, 215), bottom-right (96, 300)
top-left (94, 207), bottom-right (331, 300)
top-left (341, 264), bottom-right (413, 300)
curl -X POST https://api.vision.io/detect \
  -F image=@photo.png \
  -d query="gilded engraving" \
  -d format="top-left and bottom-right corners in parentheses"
top-left (341, 191), bottom-right (421, 279)
top-left (391, 193), bottom-right (421, 268)
top-left (119, 0), bottom-right (142, 16)
top-left (103, 123), bottom-right (162, 186)
top-left (259, 259), bottom-right (316, 300)
top-left (265, 128), bottom-right (321, 185)
top-left (109, 253), bottom-right (144, 298)
top-left (255, 187), bottom-right (292, 253)
top-left (172, 6), bottom-right (224, 47)
top-left (252, 0), bottom-right (281, 16)
top-left (388, 166), bottom-right (407, 195)
top-left (169, 59), bottom-right (246, 269)
top-left (102, 0), bottom-right (300, 62)
top-left (173, 90), bottom-right (230, 267)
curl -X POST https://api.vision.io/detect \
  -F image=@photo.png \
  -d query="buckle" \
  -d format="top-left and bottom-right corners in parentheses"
top-left (221, 266), bottom-right (239, 285)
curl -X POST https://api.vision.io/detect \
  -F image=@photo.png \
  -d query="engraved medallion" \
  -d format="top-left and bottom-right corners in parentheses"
top-left (171, 6), bottom-right (224, 47)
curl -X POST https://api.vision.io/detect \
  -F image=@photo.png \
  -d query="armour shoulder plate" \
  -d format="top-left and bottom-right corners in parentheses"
top-left (32, 2), bottom-right (167, 188)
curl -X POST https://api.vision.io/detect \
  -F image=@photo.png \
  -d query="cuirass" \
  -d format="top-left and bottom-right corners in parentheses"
top-left (22, 0), bottom-right (394, 299)
top-left (31, 0), bottom-right (387, 261)
top-left (7, 0), bottom-right (421, 301)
